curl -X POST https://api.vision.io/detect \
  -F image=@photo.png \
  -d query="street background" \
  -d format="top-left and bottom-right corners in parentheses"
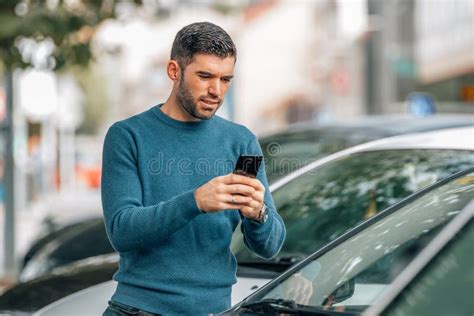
top-left (0, 0), bottom-right (473, 290)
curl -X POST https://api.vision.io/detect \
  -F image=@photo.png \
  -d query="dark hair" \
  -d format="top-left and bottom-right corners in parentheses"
top-left (170, 22), bottom-right (236, 69)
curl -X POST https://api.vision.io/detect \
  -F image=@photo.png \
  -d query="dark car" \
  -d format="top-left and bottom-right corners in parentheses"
top-left (226, 167), bottom-right (474, 314)
top-left (0, 254), bottom-right (118, 313)
top-left (20, 217), bottom-right (115, 282)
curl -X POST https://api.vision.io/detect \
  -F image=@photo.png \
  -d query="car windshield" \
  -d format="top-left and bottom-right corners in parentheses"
top-left (383, 218), bottom-right (474, 316)
top-left (233, 149), bottom-right (474, 263)
top-left (260, 127), bottom-right (385, 183)
top-left (239, 171), bottom-right (474, 313)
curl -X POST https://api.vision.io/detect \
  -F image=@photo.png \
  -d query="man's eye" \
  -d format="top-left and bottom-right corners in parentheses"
top-left (222, 78), bottom-right (231, 83)
top-left (199, 75), bottom-right (210, 79)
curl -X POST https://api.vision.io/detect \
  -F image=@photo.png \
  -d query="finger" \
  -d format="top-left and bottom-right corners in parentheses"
top-left (243, 178), bottom-right (265, 191)
top-left (294, 288), bottom-right (304, 304)
top-left (223, 174), bottom-right (266, 192)
top-left (297, 286), bottom-right (309, 304)
top-left (302, 293), bottom-right (311, 305)
top-left (240, 200), bottom-right (261, 210)
top-left (295, 280), bottom-right (304, 294)
top-left (250, 191), bottom-right (264, 203)
top-left (304, 284), bottom-right (313, 304)
top-left (218, 201), bottom-right (246, 211)
top-left (286, 287), bottom-right (297, 301)
top-left (302, 282), bottom-right (311, 301)
top-left (304, 286), bottom-right (314, 305)
top-left (249, 200), bottom-right (261, 209)
top-left (240, 206), bottom-right (259, 219)
top-left (221, 173), bottom-right (255, 186)
top-left (224, 184), bottom-right (256, 196)
top-left (305, 280), bottom-right (313, 295)
top-left (223, 194), bottom-right (253, 206)
top-left (251, 178), bottom-right (265, 192)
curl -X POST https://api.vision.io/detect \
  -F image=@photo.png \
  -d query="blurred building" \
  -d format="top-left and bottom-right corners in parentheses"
top-left (94, 0), bottom-right (371, 136)
top-left (6, 70), bottom-right (77, 218)
top-left (94, 3), bottom-right (240, 131)
top-left (234, 0), bottom-right (367, 135)
top-left (365, 0), bottom-right (474, 115)
top-left (414, 0), bottom-right (474, 111)
top-left (1, 0), bottom-right (473, 282)
top-left (3, 0), bottom-right (472, 213)
top-left (364, 0), bottom-right (417, 114)
top-left (235, 0), bottom-right (323, 134)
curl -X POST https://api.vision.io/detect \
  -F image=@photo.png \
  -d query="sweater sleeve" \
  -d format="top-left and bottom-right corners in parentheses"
top-left (240, 134), bottom-right (286, 259)
top-left (101, 123), bottom-right (202, 253)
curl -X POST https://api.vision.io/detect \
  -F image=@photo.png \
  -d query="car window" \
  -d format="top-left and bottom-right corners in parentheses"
top-left (241, 171), bottom-right (474, 313)
top-left (233, 149), bottom-right (474, 262)
top-left (260, 128), bottom-right (382, 183)
top-left (383, 219), bottom-right (474, 316)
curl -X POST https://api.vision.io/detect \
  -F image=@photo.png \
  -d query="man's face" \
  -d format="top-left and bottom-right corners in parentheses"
top-left (176, 53), bottom-right (235, 120)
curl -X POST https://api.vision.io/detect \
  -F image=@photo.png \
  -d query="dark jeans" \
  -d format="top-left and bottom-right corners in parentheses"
top-left (103, 300), bottom-right (161, 316)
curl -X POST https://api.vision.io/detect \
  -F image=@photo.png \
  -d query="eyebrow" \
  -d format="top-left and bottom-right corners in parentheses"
top-left (196, 71), bottom-right (233, 80)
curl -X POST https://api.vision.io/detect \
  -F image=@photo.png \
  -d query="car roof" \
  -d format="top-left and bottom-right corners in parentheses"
top-left (239, 167), bottom-right (474, 308)
top-left (271, 126), bottom-right (474, 191)
top-left (282, 114), bottom-right (474, 135)
top-left (364, 126), bottom-right (474, 150)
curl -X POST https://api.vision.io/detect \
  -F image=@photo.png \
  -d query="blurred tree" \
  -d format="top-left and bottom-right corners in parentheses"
top-left (0, 0), bottom-right (124, 70)
top-left (72, 64), bottom-right (108, 134)
top-left (0, 0), bottom-right (143, 280)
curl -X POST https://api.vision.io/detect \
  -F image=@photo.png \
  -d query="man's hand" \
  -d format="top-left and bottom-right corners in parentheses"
top-left (194, 173), bottom-right (265, 219)
top-left (283, 273), bottom-right (314, 305)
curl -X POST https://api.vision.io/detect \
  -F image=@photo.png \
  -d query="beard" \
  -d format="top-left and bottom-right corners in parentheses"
top-left (176, 75), bottom-right (221, 120)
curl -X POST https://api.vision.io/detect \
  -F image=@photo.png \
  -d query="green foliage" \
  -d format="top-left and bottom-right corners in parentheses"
top-left (0, 0), bottom-right (117, 70)
top-left (71, 63), bottom-right (108, 134)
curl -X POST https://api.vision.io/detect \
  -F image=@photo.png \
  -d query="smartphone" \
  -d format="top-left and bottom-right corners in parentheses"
top-left (233, 155), bottom-right (263, 178)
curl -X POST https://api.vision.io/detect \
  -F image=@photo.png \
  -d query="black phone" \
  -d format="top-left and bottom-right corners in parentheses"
top-left (233, 155), bottom-right (263, 178)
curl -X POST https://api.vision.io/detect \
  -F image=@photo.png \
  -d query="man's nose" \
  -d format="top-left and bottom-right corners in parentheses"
top-left (208, 79), bottom-right (221, 97)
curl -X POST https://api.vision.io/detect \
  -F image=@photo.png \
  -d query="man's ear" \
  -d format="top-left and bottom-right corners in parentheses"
top-left (167, 60), bottom-right (180, 83)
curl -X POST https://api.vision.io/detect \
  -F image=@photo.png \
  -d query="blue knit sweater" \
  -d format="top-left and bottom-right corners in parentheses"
top-left (101, 104), bottom-right (286, 314)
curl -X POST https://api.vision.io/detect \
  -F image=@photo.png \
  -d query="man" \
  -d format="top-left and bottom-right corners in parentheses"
top-left (101, 22), bottom-right (285, 315)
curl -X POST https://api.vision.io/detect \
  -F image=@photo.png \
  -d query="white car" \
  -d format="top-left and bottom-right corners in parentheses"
top-left (1, 127), bottom-right (472, 315)
top-left (227, 166), bottom-right (474, 314)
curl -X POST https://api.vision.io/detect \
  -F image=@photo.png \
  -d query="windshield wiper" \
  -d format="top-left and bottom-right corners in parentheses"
top-left (240, 298), bottom-right (299, 313)
top-left (239, 299), bottom-right (359, 315)
top-left (239, 256), bottom-right (303, 266)
top-left (237, 256), bottom-right (305, 276)
top-left (276, 256), bottom-right (304, 264)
